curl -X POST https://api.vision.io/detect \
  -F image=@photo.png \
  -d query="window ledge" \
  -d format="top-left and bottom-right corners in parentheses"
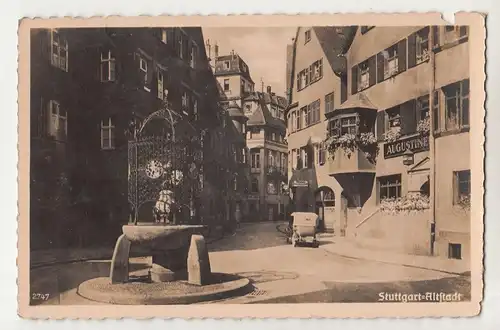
top-left (434, 126), bottom-right (470, 138)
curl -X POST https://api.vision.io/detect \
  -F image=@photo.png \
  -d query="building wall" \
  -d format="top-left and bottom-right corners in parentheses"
top-left (287, 26), bottom-right (471, 259)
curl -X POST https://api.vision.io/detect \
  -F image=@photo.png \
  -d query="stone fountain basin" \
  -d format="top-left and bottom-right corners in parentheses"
top-left (122, 224), bottom-right (207, 250)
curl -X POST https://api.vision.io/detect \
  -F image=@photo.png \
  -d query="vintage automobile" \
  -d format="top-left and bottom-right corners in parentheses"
top-left (290, 212), bottom-right (320, 248)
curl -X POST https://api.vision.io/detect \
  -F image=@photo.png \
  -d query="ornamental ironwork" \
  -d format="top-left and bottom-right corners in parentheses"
top-left (128, 103), bottom-right (203, 225)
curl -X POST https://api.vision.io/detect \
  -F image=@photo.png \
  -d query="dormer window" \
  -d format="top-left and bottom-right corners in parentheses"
top-left (305, 29), bottom-right (312, 44)
top-left (224, 61), bottom-right (230, 69)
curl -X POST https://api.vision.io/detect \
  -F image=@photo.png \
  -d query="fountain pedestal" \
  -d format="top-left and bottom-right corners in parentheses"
top-left (110, 224), bottom-right (207, 284)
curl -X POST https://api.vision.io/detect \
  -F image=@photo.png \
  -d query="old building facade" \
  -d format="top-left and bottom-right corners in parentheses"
top-left (205, 44), bottom-right (290, 221)
top-left (286, 26), bottom-right (470, 262)
top-left (30, 28), bottom-right (237, 248)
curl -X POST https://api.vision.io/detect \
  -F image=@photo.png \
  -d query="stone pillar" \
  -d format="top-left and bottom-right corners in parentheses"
top-left (109, 234), bottom-right (131, 284)
top-left (187, 235), bottom-right (212, 285)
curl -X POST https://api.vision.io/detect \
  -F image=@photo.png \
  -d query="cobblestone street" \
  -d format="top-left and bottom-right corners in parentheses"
top-left (30, 222), bottom-right (470, 305)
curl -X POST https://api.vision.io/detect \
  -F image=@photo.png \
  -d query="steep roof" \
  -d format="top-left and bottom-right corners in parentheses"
top-left (313, 26), bottom-right (357, 75)
top-left (246, 102), bottom-right (286, 131)
top-left (243, 91), bottom-right (288, 108)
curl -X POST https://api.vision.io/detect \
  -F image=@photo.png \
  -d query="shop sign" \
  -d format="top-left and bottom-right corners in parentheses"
top-left (290, 180), bottom-right (309, 188)
top-left (384, 135), bottom-right (429, 159)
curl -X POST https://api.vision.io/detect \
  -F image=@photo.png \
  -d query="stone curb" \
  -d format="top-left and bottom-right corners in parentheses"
top-left (77, 273), bottom-right (253, 305)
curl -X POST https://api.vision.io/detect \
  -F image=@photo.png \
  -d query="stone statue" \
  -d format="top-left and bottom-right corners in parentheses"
top-left (154, 189), bottom-right (174, 223)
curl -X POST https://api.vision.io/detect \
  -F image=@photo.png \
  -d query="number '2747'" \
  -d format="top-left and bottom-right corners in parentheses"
top-left (31, 293), bottom-right (50, 301)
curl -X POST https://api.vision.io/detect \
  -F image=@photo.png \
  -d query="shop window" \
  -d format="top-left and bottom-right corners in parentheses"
top-left (453, 170), bottom-right (471, 205)
top-left (325, 92), bottom-right (335, 114)
top-left (378, 174), bottom-right (402, 202)
top-left (101, 117), bottom-right (115, 150)
top-left (448, 243), bottom-right (462, 260)
top-left (304, 29), bottom-right (311, 43)
top-left (251, 178), bottom-right (259, 193)
top-left (443, 79), bottom-right (469, 131)
top-left (223, 79), bottom-right (230, 91)
top-left (50, 29), bottom-right (68, 71)
top-left (100, 50), bottom-right (116, 82)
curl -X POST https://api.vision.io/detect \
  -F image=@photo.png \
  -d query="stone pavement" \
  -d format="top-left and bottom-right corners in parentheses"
top-left (318, 234), bottom-right (470, 275)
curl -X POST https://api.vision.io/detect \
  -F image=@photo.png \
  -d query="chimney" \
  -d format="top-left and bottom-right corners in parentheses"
top-left (231, 49), bottom-right (235, 59)
top-left (267, 86), bottom-right (272, 94)
top-left (214, 43), bottom-right (219, 58)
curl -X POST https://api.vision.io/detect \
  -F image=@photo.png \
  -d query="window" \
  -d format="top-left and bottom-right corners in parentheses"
top-left (48, 100), bottom-right (67, 140)
top-left (416, 95), bottom-right (430, 120)
top-left (278, 109), bottom-right (284, 120)
top-left (251, 178), bottom-right (259, 193)
top-left (50, 30), bottom-right (68, 71)
top-left (100, 50), bottom-right (116, 82)
top-left (223, 79), bottom-right (230, 91)
top-left (182, 91), bottom-right (189, 109)
top-left (382, 45), bottom-right (399, 79)
top-left (291, 111), bottom-right (297, 132)
top-left (357, 60), bottom-right (370, 90)
top-left (190, 43), bottom-right (197, 69)
top-left (101, 117), bottom-right (115, 150)
top-left (445, 25), bottom-right (455, 32)
top-left (177, 32), bottom-right (184, 59)
top-left (378, 174), bottom-right (402, 201)
top-left (325, 92), bottom-right (335, 114)
top-left (157, 70), bottom-right (164, 100)
top-left (433, 90), bottom-right (440, 132)
top-left (443, 79), bottom-right (469, 131)
top-left (305, 29), bottom-right (311, 43)
top-left (138, 57), bottom-right (147, 73)
top-left (340, 116), bottom-right (358, 135)
top-left (360, 26), bottom-right (374, 34)
top-left (317, 144), bottom-right (326, 165)
top-left (161, 29), bottom-right (167, 43)
top-left (251, 151), bottom-right (260, 169)
top-left (308, 100), bottom-right (321, 126)
top-left (193, 97), bottom-right (198, 120)
top-left (328, 119), bottom-right (340, 137)
top-left (224, 61), bottom-right (230, 69)
top-left (416, 28), bottom-right (430, 64)
top-left (453, 170), bottom-right (471, 205)
top-left (301, 148), bottom-right (309, 169)
top-left (296, 108), bottom-right (303, 130)
top-left (448, 243), bottom-right (462, 260)
top-left (387, 106), bottom-right (401, 129)
top-left (311, 59), bottom-right (323, 82)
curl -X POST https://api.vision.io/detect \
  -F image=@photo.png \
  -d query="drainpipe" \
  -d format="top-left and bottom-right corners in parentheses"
top-left (429, 29), bottom-right (437, 256)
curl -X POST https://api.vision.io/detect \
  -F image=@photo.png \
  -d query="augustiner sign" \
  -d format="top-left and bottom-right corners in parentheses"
top-left (384, 134), bottom-right (430, 159)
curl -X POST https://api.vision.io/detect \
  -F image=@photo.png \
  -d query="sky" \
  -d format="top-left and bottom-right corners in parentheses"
top-left (202, 27), bottom-right (297, 97)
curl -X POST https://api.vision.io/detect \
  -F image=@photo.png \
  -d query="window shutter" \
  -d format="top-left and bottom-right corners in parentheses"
top-left (341, 73), bottom-right (348, 103)
top-left (376, 111), bottom-right (385, 141)
top-left (452, 172), bottom-right (458, 204)
top-left (351, 66), bottom-right (358, 94)
top-left (368, 55), bottom-right (377, 86)
top-left (376, 53), bottom-right (384, 83)
top-left (407, 33), bottom-right (417, 69)
top-left (433, 90), bottom-right (440, 132)
top-left (432, 26), bottom-right (440, 48)
top-left (400, 99), bottom-right (417, 135)
top-left (397, 39), bottom-right (407, 73)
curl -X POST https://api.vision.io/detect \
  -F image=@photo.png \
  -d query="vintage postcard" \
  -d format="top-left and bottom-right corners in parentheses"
top-left (18, 13), bottom-right (485, 319)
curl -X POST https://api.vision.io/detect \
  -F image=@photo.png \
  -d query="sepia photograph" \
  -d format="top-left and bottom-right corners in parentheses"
top-left (17, 14), bottom-right (485, 318)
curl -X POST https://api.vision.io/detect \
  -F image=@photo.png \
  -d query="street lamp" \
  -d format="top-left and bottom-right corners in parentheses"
top-left (402, 149), bottom-right (415, 166)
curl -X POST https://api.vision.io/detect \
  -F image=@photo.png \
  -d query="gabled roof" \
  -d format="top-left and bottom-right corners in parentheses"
top-left (246, 103), bottom-right (286, 131)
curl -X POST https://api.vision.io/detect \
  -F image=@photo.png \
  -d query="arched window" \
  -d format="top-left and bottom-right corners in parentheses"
top-left (315, 186), bottom-right (335, 207)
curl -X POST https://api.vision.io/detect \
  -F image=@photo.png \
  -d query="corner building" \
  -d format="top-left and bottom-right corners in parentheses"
top-left (286, 26), bottom-right (470, 262)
